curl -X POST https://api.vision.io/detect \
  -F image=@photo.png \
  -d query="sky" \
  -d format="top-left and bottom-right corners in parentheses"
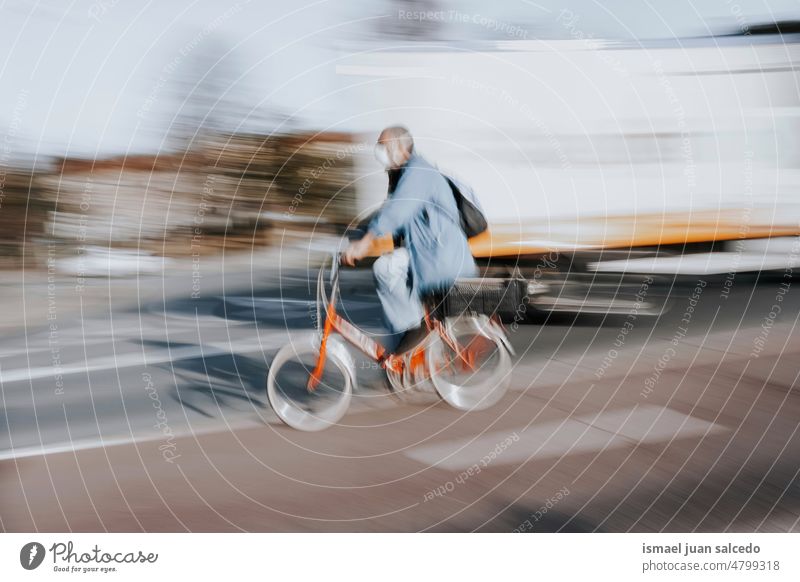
top-left (0, 0), bottom-right (796, 160)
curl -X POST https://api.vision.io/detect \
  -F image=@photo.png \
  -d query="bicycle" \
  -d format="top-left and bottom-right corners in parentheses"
top-left (266, 252), bottom-right (514, 431)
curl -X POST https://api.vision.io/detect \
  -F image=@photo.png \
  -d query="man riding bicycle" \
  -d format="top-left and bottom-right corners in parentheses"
top-left (343, 126), bottom-right (477, 354)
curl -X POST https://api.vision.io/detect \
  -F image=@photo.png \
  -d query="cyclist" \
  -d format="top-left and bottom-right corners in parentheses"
top-left (342, 126), bottom-right (477, 354)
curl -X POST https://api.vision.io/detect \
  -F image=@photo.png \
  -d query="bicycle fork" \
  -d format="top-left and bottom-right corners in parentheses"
top-left (307, 303), bottom-right (336, 391)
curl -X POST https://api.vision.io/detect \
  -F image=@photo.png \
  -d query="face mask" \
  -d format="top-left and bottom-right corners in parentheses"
top-left (374, 144), bottom-right (392, 169)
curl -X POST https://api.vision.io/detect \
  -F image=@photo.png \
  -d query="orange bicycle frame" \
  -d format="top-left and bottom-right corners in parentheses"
top-left (306, 254), bottom-right (479, 391)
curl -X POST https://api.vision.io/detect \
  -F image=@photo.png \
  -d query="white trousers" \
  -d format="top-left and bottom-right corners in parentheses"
top-left (372, 248), bottom-right (424, 334)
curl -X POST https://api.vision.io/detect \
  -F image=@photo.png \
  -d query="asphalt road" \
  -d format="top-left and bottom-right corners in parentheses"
top-left (1, 259), bottom-right (799, 532)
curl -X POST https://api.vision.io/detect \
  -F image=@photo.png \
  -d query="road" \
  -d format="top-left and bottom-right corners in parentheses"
top-left (1, 254), bottom-right (799, 532)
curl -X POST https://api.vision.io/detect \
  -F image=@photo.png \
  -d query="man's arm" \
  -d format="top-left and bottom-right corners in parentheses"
top-left (343, 169), bottom-right (427, 266)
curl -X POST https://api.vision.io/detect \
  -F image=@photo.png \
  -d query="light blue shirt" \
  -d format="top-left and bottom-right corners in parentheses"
top-left (369, 153), bottom-right (477, 293)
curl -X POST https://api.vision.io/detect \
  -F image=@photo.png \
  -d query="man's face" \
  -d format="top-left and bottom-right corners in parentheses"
top-left (375, 134), bottom-right (409, 169)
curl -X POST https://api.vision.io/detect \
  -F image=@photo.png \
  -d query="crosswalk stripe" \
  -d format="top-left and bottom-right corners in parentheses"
top-left (404, 405), bottom-right (725, 470)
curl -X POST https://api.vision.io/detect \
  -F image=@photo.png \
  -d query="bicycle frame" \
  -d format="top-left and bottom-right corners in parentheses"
top-left (306, 254), bottom-right (476, 391)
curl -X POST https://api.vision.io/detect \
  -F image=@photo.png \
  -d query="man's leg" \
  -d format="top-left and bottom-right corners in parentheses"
top-left (373, 248), bottom-right (424, 336)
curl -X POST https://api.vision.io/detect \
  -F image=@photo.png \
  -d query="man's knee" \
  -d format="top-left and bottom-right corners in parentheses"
top-left (373, 250), bottom-right (408, 286)
top-left (373, 254), bottom-right (391, 285)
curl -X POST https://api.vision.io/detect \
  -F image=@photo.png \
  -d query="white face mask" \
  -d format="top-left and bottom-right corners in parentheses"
top-left (374, 144), bottom-right (393, 169)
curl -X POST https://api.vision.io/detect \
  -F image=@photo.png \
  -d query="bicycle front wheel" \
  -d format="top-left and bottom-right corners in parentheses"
top-left (428, 316), bottom-right (512, 411)
top-left (267, 334), bottom-right (354, 431)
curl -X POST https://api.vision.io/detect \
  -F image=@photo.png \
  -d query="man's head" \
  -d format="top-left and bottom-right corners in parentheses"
top-left (375, 126), bottom-right (414, 170)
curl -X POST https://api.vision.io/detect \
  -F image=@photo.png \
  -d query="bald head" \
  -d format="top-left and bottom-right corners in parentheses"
top-left (375, 125), bottom-right (414, 169)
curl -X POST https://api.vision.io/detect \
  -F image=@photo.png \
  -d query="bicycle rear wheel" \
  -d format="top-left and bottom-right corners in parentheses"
top-left (428, 316), bottom-right (512, 411)
top-left (267, 334), bottom-right (354, 431)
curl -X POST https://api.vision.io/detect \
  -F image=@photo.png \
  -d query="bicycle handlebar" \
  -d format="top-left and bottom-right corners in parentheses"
top-left (331, 251), bottom-right (342, 278)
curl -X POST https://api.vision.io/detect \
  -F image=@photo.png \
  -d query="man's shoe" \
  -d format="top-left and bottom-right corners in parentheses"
top-left (392, 324), bottom-right (429, 355)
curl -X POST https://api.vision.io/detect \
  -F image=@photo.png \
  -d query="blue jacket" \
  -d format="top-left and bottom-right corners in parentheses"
top-left (369, 153), bottom-right (477, 293)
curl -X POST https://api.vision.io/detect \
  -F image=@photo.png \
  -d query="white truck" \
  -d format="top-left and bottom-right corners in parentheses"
top-left (340, 32), bottom-right (800, 317)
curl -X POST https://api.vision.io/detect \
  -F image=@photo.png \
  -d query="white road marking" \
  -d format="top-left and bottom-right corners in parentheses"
top-left (0, 384), bottom-right (404, 461)
top-left (0, 416), bottom-right (267, 462)
top-left (405, 405), bottom-right (725, 470)
top-left (0, 316), bottom-right (254, 359)
top-left (227, 297), bottom-right (313, 306)
top-left (0, 337), bottom-right (111, 359)
top-left (0, 337), bottom-right (287, 385)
